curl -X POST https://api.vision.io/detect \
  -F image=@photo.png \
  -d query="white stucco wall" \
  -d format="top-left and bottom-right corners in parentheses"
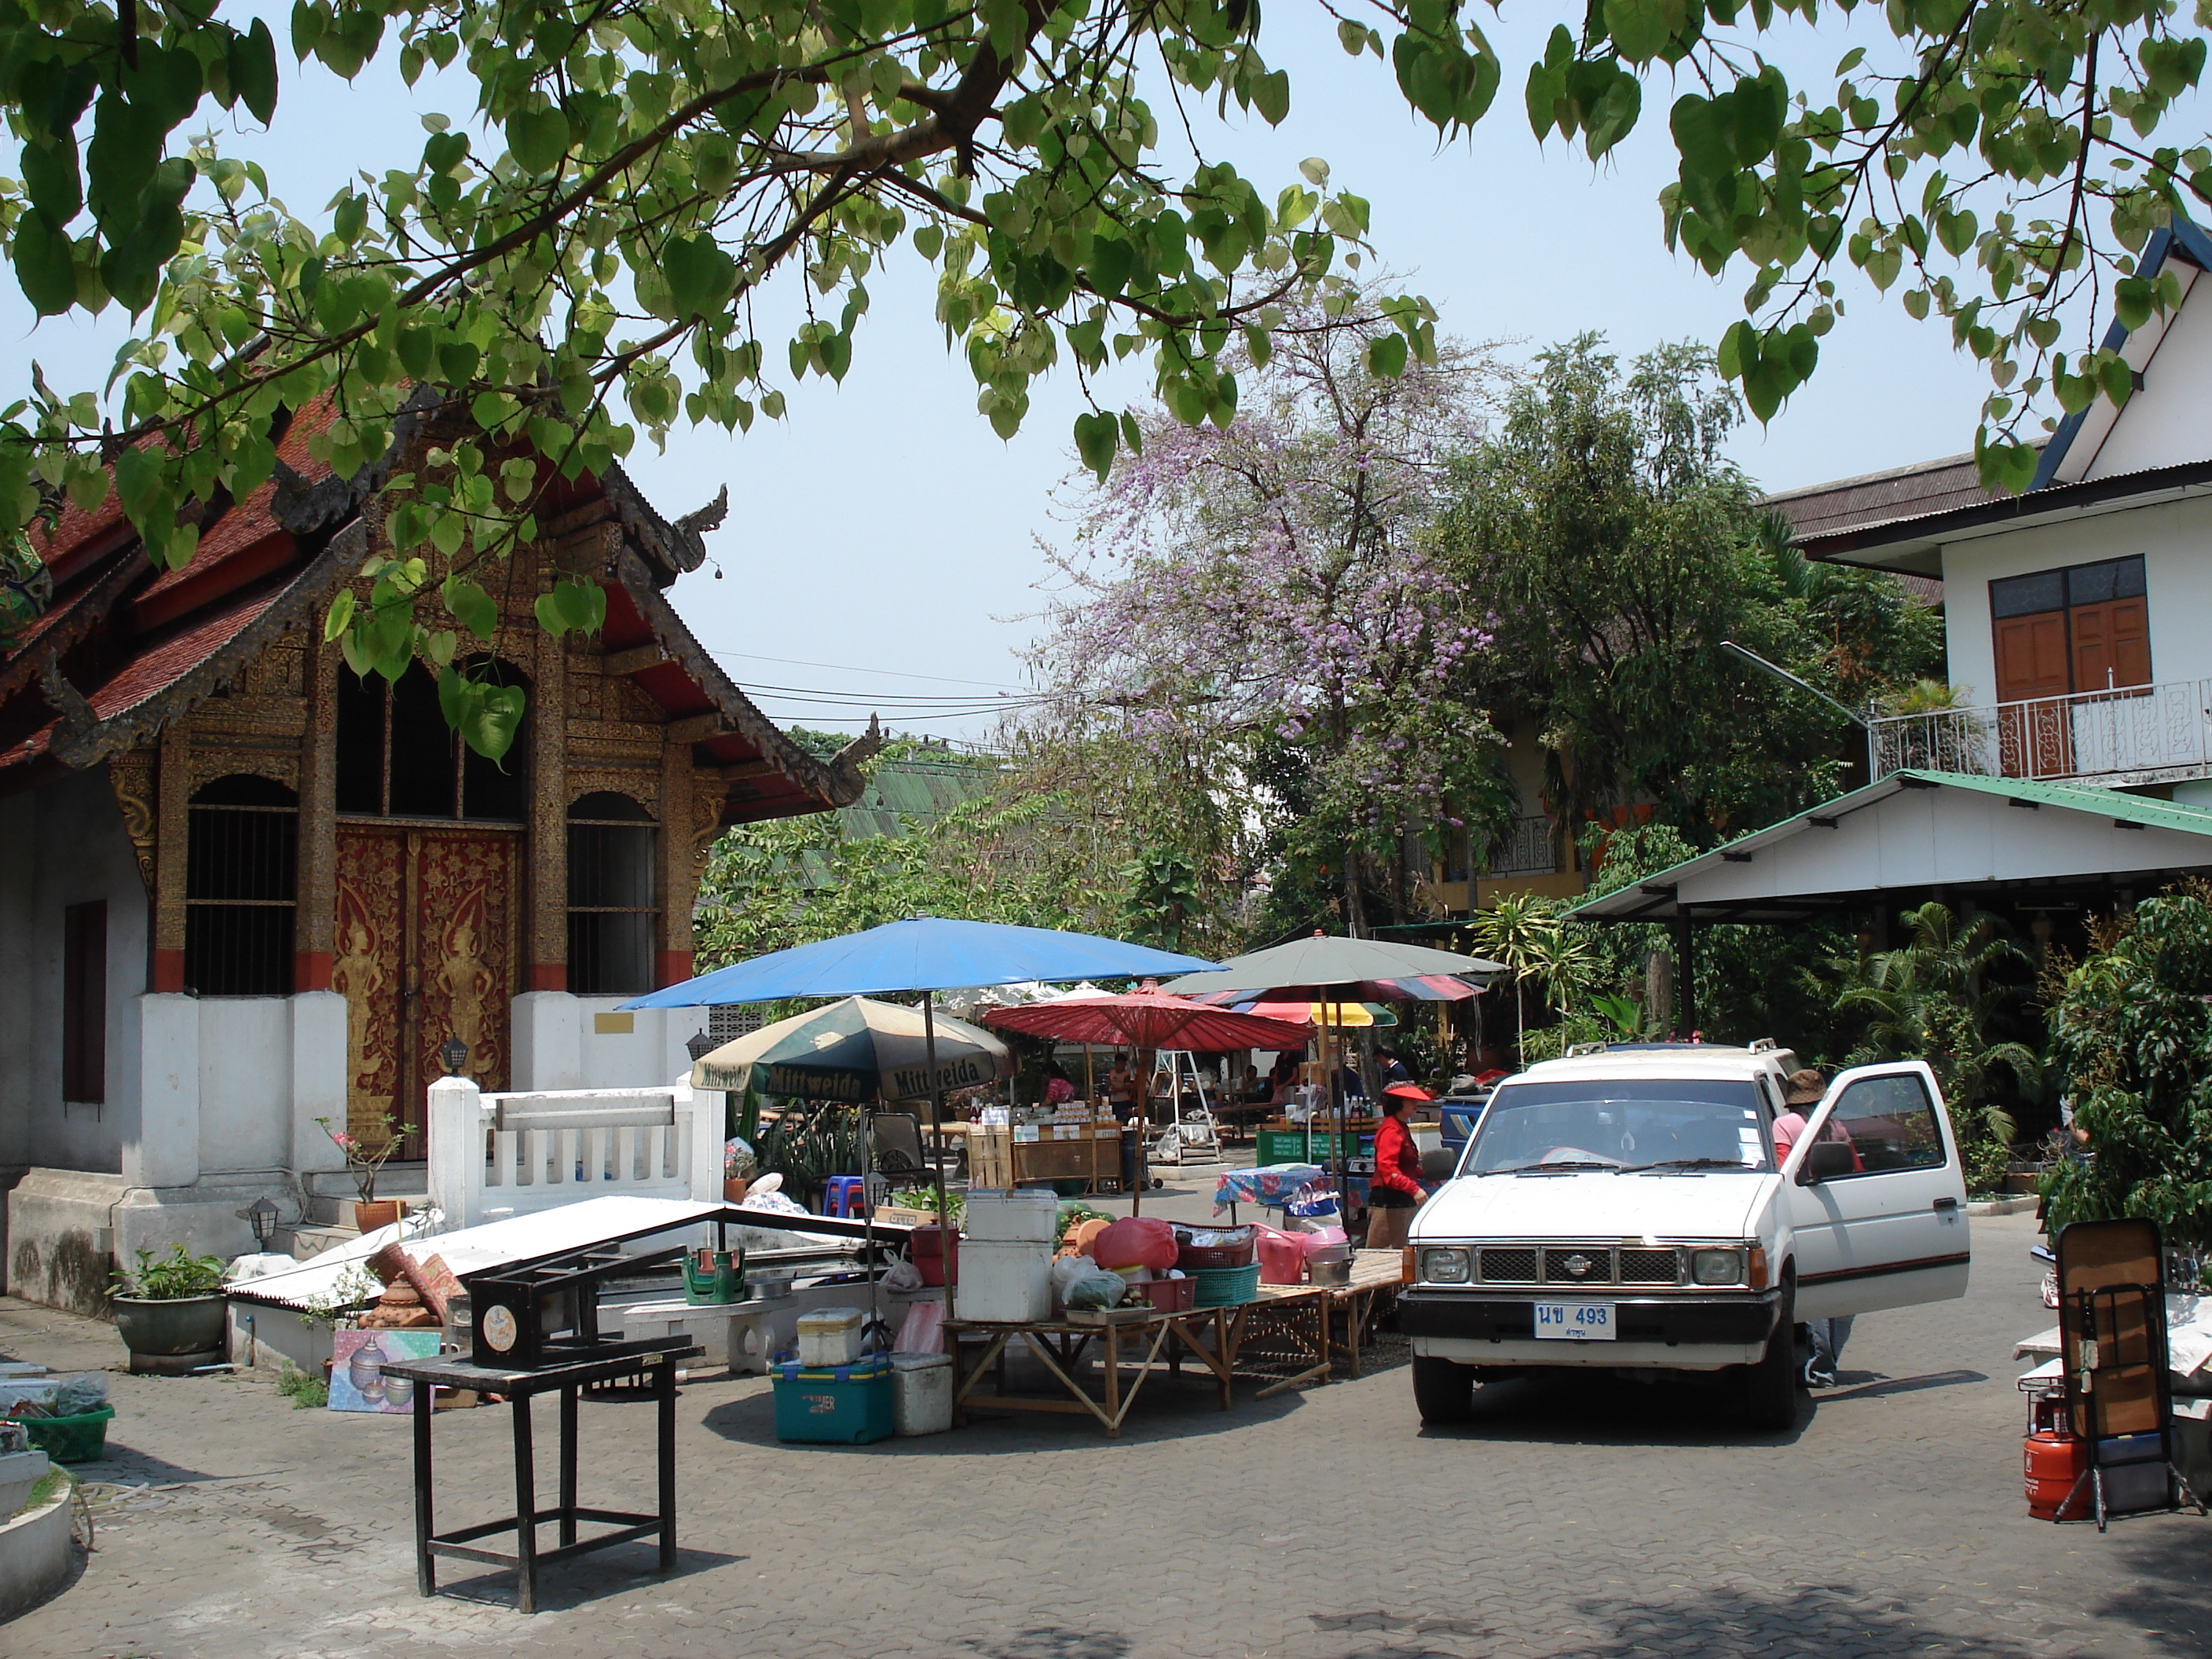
top-left (511, 992), bottom-right (707, 1092)
top-left (196, 998), bottom-right (295, 1173)
top-left (2084, 266), bottom-right (2212, 480)
top-left (1938, 493), bottom-right (2212, 707)
top-left (0, 765), bottom-right (148, 1178)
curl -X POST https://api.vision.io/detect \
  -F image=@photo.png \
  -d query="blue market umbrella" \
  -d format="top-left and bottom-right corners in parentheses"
top-left (622, 917), bottom-right (1221, 1220)
top-left (619, 916), bottom-right (1218, 1008)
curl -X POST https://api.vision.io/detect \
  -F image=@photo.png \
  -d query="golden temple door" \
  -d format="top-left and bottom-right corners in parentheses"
top-left (333, 825), bottom-right (521, 1154)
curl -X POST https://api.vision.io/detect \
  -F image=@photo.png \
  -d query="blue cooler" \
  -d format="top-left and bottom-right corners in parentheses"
top-left (771, 1353), bottom-right (894, 1445)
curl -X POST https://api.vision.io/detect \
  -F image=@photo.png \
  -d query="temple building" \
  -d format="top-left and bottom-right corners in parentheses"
top-left (0, 394), bottom-right (873, 1310)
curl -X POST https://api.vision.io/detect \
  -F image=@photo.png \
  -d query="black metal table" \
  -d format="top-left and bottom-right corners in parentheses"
top-left (379, 1339), bottom-right (699, 1613)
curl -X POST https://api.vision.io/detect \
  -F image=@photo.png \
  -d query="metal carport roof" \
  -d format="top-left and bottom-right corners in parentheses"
top-left (1567, 770), bottom-right (2212, 928)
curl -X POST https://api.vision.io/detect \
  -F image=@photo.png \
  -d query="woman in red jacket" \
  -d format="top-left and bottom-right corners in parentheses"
top-left (1365, 1082), bottom-right (1433, 1251)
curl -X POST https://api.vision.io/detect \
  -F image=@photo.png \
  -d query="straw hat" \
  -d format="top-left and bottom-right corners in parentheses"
top-left (1782, 1068), bottom-right (1826, 1108)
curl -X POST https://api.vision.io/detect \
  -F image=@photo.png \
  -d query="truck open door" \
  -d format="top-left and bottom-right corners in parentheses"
top-left (1782, 1061), bottom-right (1972, 1322)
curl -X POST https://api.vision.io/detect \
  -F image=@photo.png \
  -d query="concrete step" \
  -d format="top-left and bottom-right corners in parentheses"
top-left (278, 1223), bottom-right (362, 1262)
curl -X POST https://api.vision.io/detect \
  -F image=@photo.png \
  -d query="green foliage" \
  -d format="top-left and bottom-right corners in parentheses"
top-left (754, 1101), bottom-right (867, 1210)
top-left (110, 1243), bottom-right (225, 1300)
top-left (1440, 337), bottom-right (1941, 845)
top-left (891, 1186), bottom-right (964, 1225)
top-left (2041, 883), bottom-right (2212, 1251)
top-left (275, 1364), bottom-right (329, 1410)
top-left (15, 1467), bottom-right (70, 1518)
top-left (1828, 901), bottom-right (2037, 1180)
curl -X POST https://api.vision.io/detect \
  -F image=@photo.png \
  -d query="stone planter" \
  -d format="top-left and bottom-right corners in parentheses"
top-left (112, 1293), bottom-right (228, 1362)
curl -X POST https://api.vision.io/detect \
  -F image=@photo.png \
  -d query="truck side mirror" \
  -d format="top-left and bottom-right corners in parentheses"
top-left (1797, 1141), bottom-right (1855, 1184)
top-left (1419, 1149), bottom-right (1456, 1182)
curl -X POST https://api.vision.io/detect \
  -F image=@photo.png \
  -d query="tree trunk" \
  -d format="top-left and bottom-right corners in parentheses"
top-left (1344, 845), bottom-right (1368, 938)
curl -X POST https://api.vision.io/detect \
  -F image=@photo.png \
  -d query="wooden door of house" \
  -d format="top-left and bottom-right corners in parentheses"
top-left (1993, 610), bottom-right (2073, 778)
top-left (333, 824), bottom-right (521, 1155)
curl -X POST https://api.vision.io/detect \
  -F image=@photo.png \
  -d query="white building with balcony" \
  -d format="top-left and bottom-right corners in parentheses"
top-left (1771, 216), bottom-right (2212, 799)
top-left (1569, 218), bottom-right (2212, 1031)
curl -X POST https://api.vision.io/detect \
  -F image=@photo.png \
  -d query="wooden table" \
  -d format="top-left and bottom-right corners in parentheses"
top-left (945, 1303), bottom-right (1239, 1437)
top-left (380, 1338), bottom-right (698, 1614)
top-left (1238, 1249), bottom-right (1407, 1397)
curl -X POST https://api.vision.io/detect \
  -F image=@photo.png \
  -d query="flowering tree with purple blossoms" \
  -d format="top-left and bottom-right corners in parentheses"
top-left (1030, 303), bottom-right (1519, 934)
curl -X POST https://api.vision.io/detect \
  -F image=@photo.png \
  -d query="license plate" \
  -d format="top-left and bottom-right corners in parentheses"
top-left (1533, 1301), bottom-right (1616, 1341)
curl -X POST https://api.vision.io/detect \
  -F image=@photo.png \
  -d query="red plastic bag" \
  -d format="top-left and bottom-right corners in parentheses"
top-left (1090, 1216), bottom-right (1178, 1272)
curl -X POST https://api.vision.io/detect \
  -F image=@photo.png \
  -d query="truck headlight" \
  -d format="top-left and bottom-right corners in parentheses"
top-left (1420, 1247), bottom-right (1470, 1284)
top-left (1690, 1248), bottom-right (1745, 1287)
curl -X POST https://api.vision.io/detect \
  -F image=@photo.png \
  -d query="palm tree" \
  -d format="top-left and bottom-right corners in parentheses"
top-left (1831, 902), bottom-right (2038, 1166)
top-left (1470, 892), bottom-right (1595, 1063)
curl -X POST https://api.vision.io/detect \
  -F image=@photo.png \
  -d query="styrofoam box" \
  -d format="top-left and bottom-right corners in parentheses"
top-left (954, 1240), bottom-right (1054, 1323)
top-left (964, 1188), bottom-right (1062, 1243)
top-left (795, 1306), bottom-right (866, 1368)
top-left (890, 1352), bottom-right (954, 1436)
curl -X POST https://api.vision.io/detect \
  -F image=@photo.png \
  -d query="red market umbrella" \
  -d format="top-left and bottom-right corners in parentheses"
top-left (981, 983), bottom-right (1309, 1054)
top-left (982, 983), bottom-right (1307, 1216)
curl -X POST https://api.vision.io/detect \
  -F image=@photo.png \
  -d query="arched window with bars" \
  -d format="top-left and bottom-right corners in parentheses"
top-left (567, 792), bottom-right (659, 994)
top-left (185, 775), bottom-right (298, 995)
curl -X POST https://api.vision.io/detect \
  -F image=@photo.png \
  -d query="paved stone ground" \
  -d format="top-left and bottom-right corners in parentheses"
top-left (5, 1211), bottom-right (2208, 1659)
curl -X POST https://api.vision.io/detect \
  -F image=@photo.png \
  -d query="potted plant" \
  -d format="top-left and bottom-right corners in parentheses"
top-left (110, 1245), bottom-right (229, 1364)
top-left (723, 1134), bottom-right (757, 1203)
top-left (316, 1111), bottom-right (414, 1232)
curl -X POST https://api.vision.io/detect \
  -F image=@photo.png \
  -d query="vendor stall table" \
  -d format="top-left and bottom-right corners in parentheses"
top-left (1236, 1249), bottom-right (1407, 1397)
top-left (382, 1338), bottom-right (699, 1614)
top-left (929, 1119), bottom-right (1132, 1195)
top-left (946, 1303), bottom-right (1238, 1437)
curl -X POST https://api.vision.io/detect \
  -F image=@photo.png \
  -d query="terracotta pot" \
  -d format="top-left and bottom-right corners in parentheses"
top-left (354, 1199), bottom-right (405, 1232)
top-left (723, 1177), bottom-right (751, 1203)
top-left (112, 1294), bottom-right (227, 1358)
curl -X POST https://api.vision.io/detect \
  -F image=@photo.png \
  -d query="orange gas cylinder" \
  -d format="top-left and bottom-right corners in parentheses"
top-left (2025, 1428), bottom-right (2088, 1520)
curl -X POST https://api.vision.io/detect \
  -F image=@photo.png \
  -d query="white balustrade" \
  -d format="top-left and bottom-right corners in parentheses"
top-left (427, 1075), bottom-right (723, 1228)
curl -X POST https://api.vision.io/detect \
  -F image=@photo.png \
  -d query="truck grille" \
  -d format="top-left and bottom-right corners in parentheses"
top-left (1476, 1247), bottom-right (1539, 1283)
top-left (1543, 1247), bottom-right (1613, 1284)
top-left (1617, 1247), bottom-right (1682, 1284)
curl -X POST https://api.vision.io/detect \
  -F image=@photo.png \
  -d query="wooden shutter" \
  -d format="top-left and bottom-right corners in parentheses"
top-left (1994, 612), bottom-right (2071, 702)
top-left (2070, 599), bottom-right (2153, 693)
top-left (62, 900), bottom-right (106, 1103)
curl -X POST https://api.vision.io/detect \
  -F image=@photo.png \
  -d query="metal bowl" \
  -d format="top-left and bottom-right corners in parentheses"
top-left (747, 1274), bottom-right (796, 1301)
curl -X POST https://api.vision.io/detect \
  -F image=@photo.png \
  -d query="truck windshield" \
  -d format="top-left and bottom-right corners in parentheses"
top-left (1464, 1079), bottom-right (1773, 1174)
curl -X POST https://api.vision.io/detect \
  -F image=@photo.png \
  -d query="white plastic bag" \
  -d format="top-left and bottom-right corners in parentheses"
top-left (881, 1258), bottom-right (925, 1293)
top-left (1065, 1271), bottom-right (1127, 1310)
top-left (1051, 1253), bottom-right (1100, 1302)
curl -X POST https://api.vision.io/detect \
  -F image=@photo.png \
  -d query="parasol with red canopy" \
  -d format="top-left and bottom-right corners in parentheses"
top-left (982, 983), bottom-right (1307, 1214)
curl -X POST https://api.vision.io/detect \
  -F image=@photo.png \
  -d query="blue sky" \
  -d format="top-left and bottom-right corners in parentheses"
top-left (5, 9), bottom-right (2020, 738)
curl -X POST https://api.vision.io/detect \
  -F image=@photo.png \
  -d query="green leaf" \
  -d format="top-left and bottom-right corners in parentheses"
top-left (13, 213), bottom-right (78, 316)
top-left (1073, 411), bottom-right (1119, 481)
top-left (1604, 0), bottom-right (1672, 63)
top-left (460, 682), bottom-right (526, 763)
top-left (442, 574), bottom-right (498, 641)
top-left (663, 233), bottom-right (738, 320)
top-left (323, 591), bottom-right (357, 642)
top-left (507, 105), bottom-right (573, 175)
top-left (1366, 331), bottom-right (1408, 378)
top-left (1253, 70), bottom-right (1290, 127)
top-left (20, 138), bottom-right (82, 228)
top-left (232, 20), bottom-right (280, 125)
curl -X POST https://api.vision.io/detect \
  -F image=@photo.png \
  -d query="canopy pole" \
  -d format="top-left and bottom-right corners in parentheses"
top-left (865, 1096), bottom-right (881, 1347)
top-left (1131, 1046), bottom-right (1152, 1218)
top-left (922, 991), bottom-right (957, 1299)
top-left (1329, 991), bottom-right (1347, 1242)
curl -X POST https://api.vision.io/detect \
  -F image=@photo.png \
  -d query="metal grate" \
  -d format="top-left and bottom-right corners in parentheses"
top-left (185, 777), bottom-right (298, 996)
top-left (1618, 1247), bottom-right (1682, 1285)
top-left (1478, 1247), bottom-right (1539, 1284)
top-left (568, 793), bottom-right (658, 995)
top-left (709, 1005), bottom-right (763, 1044)
top-left (1543, 1247), bottom-right (1614, 1285)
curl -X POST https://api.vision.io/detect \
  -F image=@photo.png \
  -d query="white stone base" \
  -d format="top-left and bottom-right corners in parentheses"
top-left (6, 1167), bottom-right (301, 1316)
top-left (0, 1478), bottom-right (76, 1621)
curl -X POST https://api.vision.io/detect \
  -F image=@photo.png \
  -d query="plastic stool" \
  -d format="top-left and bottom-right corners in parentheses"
top-left (823, 1175), bottom-right (869, 1218)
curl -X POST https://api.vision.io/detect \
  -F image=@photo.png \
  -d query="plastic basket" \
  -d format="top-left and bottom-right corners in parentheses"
top-left (1189, 1264), bottom-right (1261, 1308)
top-left (19, 1403), bottom-right (114, 1463)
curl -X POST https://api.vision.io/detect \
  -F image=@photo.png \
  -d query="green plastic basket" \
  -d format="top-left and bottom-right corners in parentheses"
top-left (20, 1403), bottom-right (114, 1463)
top-left (1189, 1263), bottom-right (1261, 1308)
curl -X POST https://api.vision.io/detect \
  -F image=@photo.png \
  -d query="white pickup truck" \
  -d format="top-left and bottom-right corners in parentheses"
top-left (1399, 1042), bottom-right (1972, 1429)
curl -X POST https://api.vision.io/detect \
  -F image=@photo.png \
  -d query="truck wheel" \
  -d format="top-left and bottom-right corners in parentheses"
top-left (1412, 1356), bottom-right (1474, 1425)
top-left (1738, 1284), bottom-right (1799, 1432)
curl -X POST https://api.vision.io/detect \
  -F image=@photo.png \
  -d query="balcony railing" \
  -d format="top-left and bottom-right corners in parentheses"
top-left (1870, 678), bottom-right (2212, 787)
top-left (1486, 814), bottom-right (1557, 877)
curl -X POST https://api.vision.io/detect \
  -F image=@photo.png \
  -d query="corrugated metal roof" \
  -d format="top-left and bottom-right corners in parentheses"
top-left (1762, 455), bottom-right (1999, 542)
top-left (1568, 768), bottom-right (2212, 923)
